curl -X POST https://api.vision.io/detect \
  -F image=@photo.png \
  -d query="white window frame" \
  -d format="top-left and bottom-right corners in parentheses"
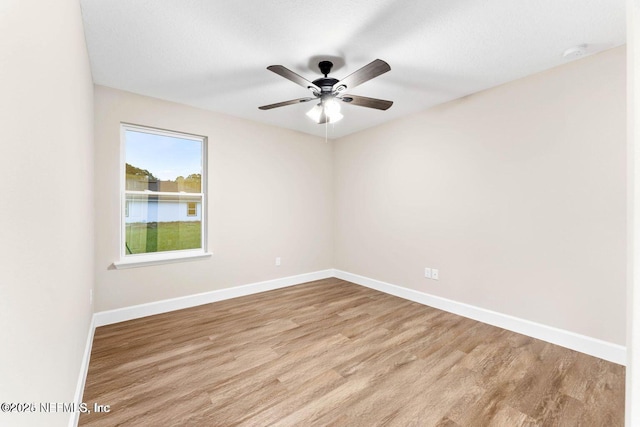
top-left (114, 123), bottom-right (211, 269)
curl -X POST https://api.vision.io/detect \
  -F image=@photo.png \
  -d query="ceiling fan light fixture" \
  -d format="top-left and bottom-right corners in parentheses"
top-left (324, 98), bottom-right (341, 116)
top-left (305, 104), bottom-right (322, 122)
top-left (306, 101), bottom-right (343, 124)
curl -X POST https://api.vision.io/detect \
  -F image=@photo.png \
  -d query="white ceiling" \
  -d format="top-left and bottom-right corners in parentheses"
top-left (80, 0), bottom-right (626, 140)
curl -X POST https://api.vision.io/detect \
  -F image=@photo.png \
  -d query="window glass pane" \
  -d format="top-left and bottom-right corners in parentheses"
top-left (123, 126), bottom-right (205, 258)
top-left (125, 130), bottom-right (202, 193)
top-left (125, 194), bottom-right (202, 254)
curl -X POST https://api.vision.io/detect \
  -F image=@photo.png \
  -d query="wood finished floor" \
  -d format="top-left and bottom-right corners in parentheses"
top-left (80, 278), bottom-right (625, 426)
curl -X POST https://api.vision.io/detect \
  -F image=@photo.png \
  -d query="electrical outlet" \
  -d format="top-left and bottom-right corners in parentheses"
top-left (432, 269), bottom-right (439, 280)
top-left (275, 257), bottom-right (281, 266)
top-left (424, 268), bottom-right (432, 279)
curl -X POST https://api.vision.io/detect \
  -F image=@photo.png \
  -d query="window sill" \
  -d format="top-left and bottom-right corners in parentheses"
top-left (113, 251), bottom-right (212, 269)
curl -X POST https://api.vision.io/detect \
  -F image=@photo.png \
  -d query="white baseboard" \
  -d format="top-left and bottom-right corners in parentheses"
top-left (94, 269), bottom-right (335, 327)
top-left (69, 314), bottom-right (96, 427)
top-left (334, 270), bottom-right (626, 366)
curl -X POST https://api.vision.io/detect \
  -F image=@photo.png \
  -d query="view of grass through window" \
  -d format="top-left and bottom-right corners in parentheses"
top-left (123, 126), bottom-right (204, 256)
top-left (125, 221), bottom-right (201, 254)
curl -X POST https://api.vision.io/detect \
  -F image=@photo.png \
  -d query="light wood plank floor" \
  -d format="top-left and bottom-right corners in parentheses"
top-left (80, 278), bottom-right (624, 426)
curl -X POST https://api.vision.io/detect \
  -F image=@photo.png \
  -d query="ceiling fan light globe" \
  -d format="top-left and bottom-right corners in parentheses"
top-left (306, 104), bottom-right (323, 122)
top-left (324, 99), bottom-right (341, 115)
top-left (306, 103), bottom-right (343, 124)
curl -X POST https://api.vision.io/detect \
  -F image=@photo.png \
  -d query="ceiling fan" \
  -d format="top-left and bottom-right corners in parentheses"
top-left (259, 59), bottom-right (393, 124)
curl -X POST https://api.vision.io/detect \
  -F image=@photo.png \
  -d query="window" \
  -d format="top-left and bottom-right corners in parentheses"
top-left (186, 202), bottom-right (197, 217)
top-left (115, 124), bottom-right (210, 268)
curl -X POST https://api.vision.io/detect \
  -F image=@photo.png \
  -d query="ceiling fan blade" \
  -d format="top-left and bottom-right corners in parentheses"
top-left (258, 97), bottom-right (315, 110)
top-left (267, 65), bottom-right (321, 92)
top-left (334, 59), bottom-right (391, 93)
top-left (340, 94), bottom-right (393, 110)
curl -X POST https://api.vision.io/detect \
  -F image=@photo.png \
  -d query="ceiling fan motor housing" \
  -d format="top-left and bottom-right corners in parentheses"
top-left (312, 61), bottom-right (341, 94)
top-left (312, 77), bottom-right (339, 93)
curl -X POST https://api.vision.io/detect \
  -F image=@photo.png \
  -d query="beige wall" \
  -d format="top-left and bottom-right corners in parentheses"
top-left (334, 47), bottom-right (627, 345)
top-left (94, 86), bottom-right (333, 311)
top-left (0, 0), bottom-right (94, 426)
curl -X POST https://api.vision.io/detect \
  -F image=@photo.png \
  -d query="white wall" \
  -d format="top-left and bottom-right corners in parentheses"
top-left (0, 1), bottom-right (94, 426)
top-left (334, 47), bottom-right (627, 345)
top-left (94, 86), bottom-right (333, 311)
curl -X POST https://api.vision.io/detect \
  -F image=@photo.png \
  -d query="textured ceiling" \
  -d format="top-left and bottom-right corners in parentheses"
top-left (80, 0), bottom-right (625, 139)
